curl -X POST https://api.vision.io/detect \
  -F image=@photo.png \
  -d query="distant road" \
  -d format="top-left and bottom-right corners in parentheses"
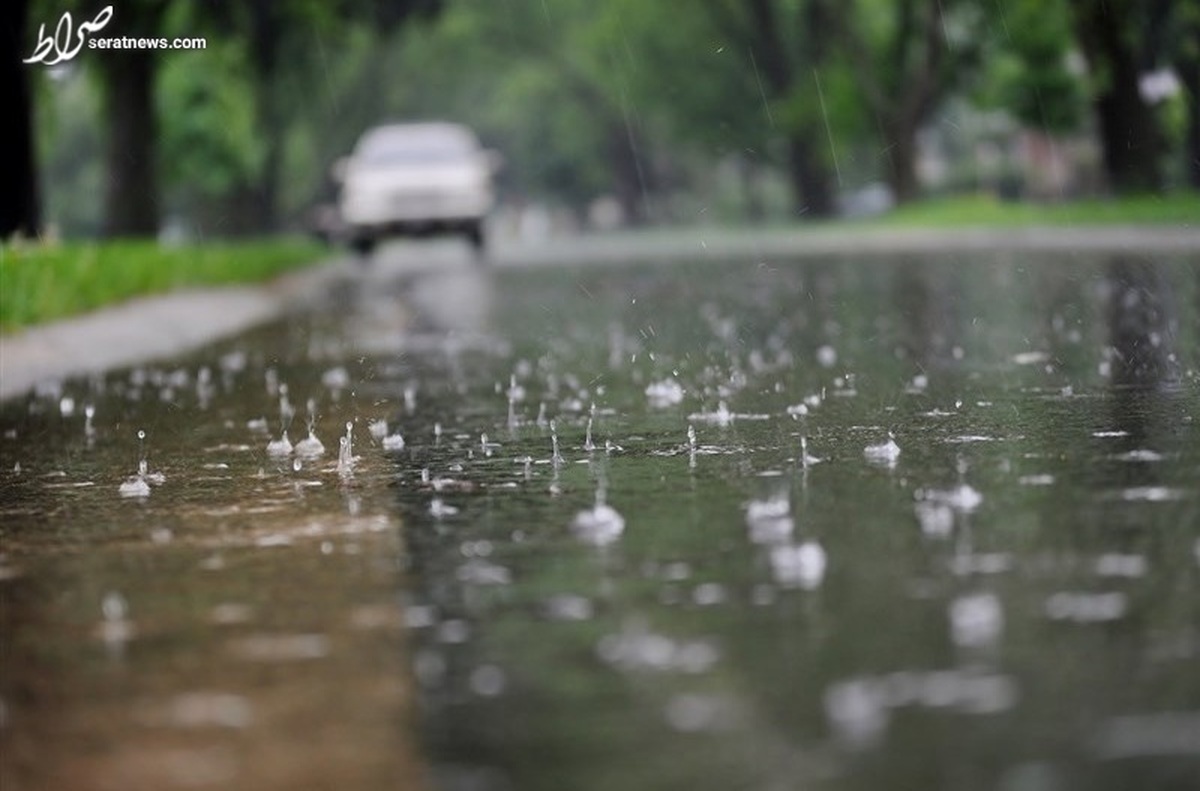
top-left (3, 224), bottom-right (1197, 401)
top-left (487, 224), bottom-right (1200, 268)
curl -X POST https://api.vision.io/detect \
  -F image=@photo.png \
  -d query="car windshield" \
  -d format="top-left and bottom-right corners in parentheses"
top-left (357, 128), bottom-right (475, 165)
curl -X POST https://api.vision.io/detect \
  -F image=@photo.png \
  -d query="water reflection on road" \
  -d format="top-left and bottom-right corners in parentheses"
top-left (2, 244), bottom-right (1198, 790)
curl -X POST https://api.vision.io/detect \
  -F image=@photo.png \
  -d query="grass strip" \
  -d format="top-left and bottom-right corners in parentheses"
top-left (866, 192), bottom-right (1200, 227)
top-left (0, 238), bottom-right (325, 332)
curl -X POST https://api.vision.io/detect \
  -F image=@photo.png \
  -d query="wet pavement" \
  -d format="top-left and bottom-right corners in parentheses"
top-left (2, 239), bottom-right (1199, 790)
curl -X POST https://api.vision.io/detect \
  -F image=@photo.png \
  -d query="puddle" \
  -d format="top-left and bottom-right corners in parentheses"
top-left (2, 251), bottom-right (1198, 790)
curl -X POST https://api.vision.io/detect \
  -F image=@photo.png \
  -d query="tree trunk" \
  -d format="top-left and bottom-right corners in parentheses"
top-left (607, 121), bottom-right (648, 226)
top-left (101, 48), bottom-right (160, 237)
top-left (247, 0), bottom-right (281, 233)
top-left (1070, 0), bottom-right (1165, 193)
top-left (1176, 10), bottom-right (1200, 190)
top-left (1183, 58), bottom-right (1200, 190)
top-left (735, 155), bottom-right (766, 223)
top-left (1, 0), bottom-right (41, 238)
top-left (788, 134), bottom-right (836, 217)
top-left (883, 117), bottom-right (920, 204)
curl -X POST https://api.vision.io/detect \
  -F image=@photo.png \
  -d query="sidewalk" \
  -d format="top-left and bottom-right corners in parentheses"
top-left (0, 256), bottom-right (355, 402)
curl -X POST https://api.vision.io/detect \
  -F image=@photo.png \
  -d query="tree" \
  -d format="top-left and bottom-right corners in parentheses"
top-left (93, 0), bottom-right (169, 237)
top-left (2, 0), bottom-right (42, 238)
top-left (980, 0), bottom-right (1086, 135)
top-left (196, 0), bottom-right (441, 232)
top-left (1166, 0), bottom-right (1200, 189)
top-left (840, 0), bottom-right (989, 203)
top-left (705, 0), bottom-right (840, 217)
top-left (1067, 0), bottom-right (1166, 193)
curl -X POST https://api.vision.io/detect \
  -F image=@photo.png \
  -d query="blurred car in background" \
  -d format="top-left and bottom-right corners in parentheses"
top-left (335, 122), bottom-right (499, 256)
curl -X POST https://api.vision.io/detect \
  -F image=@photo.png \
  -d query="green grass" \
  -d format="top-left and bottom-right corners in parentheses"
top-left (0, 238), bottom-right (325, 332)
top-left (867, 192), bottom-right (1200, 227)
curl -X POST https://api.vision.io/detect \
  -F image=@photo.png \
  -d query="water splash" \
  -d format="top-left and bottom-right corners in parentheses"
top-left (337, 421), bottom-right (358, 476)
top-left (382, 428), bottom-right (406, 452)
top-left (118, 429), bottom-right (161, 497)
top-left (118, 475), bottom-right (151, 499)
top-left (689, 400), bottom-right (734, 427)
top-left (266, 430), bottom-right (293, 458)
top-left (267, 386), bottom-right (296, 457)
top-left (745, 494), bottom-right (793, 544)
top-left (368, 418), bottom-right (389, 440)
top-left (949, 592), bottom-right (1004, 647)
top-left (769, 541), bottom-right (826, 589)
top-left (645, 378), bottom-right (684, 407)
top-left (863, 431), bottom-right (901, 465)
top-left (506, 374), bottom-right (526, 403)
top-left (96, 590), bottom-right (135, 649)
top-left (799, 436), bottom-right (823, 468)
top-left (571, 485), bottom-right (625, 545)
top-left (550, 420), bottom-right (564, 466)
top-left (294, 399), bottom-right (326, 458)
top-left (583, 418), bottom-right (596, 452)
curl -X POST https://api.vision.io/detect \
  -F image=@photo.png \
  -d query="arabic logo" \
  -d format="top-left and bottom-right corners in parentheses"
top-left (24, 5), bottom-right (114, 66)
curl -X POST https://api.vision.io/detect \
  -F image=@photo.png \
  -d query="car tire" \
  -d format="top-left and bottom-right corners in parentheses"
top-left (466, 222), bottom-right (486, 259)
top-left (350, 235), bottom-right (376, 258)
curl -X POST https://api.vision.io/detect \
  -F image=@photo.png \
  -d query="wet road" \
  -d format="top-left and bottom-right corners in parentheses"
top-left (2, 239), bottom-right (1199, 790)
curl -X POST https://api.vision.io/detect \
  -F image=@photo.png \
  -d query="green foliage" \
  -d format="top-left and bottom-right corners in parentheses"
top-left (0, 238), bottom-right (323, 330)
top-left (979, 0), bottom-right (1086, 133)
top-left (34, 67), bottom-right (104, 237)
top-left (870, 191), bottom-right (1200, 227)
top-left (158, 40), bottom-right (265, 197)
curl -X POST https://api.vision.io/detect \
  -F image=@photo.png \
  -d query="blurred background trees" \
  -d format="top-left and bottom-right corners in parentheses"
top-left (8, 0), bottom-right (1197, 241)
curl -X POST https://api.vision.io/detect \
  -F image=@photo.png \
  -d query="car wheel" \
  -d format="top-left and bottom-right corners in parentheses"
top-left (350, 235), bottom-right (376, 258)
top-left (466, 222), bottom-right (486, 259)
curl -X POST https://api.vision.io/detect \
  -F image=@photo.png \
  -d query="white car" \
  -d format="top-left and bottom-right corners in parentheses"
top-left (336, 122), bottom-right (499, 256)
